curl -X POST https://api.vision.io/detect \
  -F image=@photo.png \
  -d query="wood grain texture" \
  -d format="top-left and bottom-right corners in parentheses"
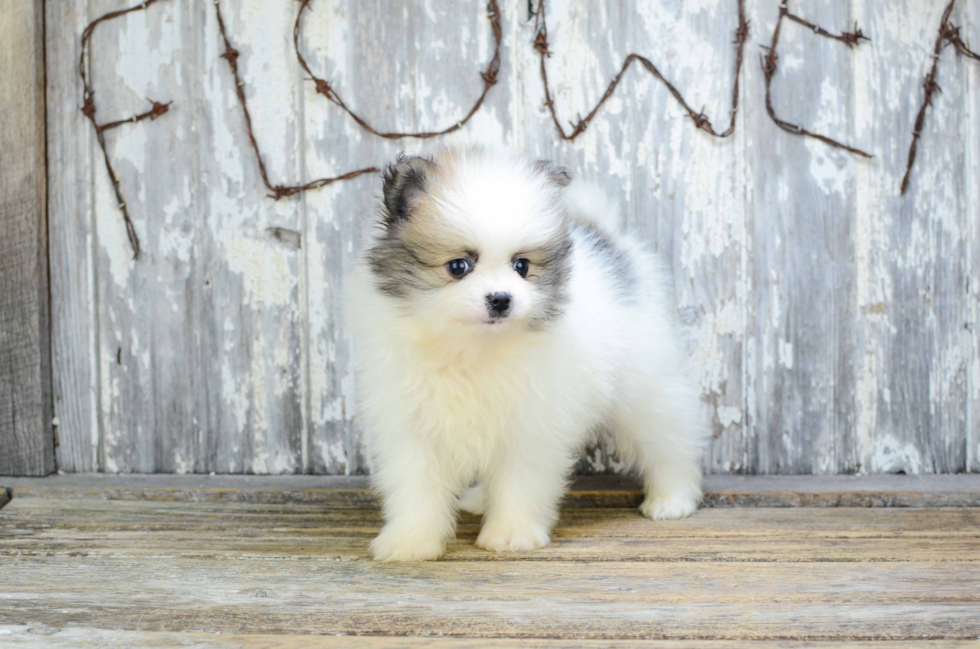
top-left (0, 0), bottom-right (54, 477)
top-left (1, 495), bottom-right (979, 641)
top-left (46, 0), bottom-right (980, 475)
top-left (744, 1), bottom-right (860, 474)
top-left (851, 0), bottom-right (976, 475)
top-left (46, 1), bottom-right (100, 473)
top-left (969, 1), bottom-right (980, 475)
top-left (3, 497), bottom-right (980, 562)
top-left (2, 631), bottom-right (978, 649)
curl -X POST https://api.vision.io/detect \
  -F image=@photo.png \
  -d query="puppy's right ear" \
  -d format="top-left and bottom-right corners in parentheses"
top-left (382, 154), bottom-right (432, 225)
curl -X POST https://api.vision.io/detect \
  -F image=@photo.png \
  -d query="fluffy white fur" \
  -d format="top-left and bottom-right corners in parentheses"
top-left (348, 146), bottom-right (705, 561)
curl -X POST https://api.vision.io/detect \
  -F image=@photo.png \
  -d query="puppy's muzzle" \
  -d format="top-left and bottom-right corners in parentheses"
top-left (486, 292), bottom-right (512, 319)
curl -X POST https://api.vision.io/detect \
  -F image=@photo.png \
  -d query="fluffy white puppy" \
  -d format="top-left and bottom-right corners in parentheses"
top-left (349, 145), bottom-right (705, 561)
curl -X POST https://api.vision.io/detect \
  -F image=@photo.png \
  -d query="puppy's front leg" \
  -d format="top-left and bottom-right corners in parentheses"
top-left (476, 447), bottom-right (570, 553)
top-left (371, 448), bottom-right (457, 562)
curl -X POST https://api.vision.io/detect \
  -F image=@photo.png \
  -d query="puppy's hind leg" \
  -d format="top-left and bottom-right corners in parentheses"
top-left (613, 376), bottom-right (705, 521)
top-left (458, 483), bottom-right (487, 515)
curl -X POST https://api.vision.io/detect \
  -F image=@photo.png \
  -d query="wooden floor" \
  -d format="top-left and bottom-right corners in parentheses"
top-left (1, 475), bottom-right (979, 647)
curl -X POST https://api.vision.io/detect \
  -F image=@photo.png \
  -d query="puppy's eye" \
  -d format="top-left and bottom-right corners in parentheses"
top-left (513, 258), bottom-right (530, 278)
top-left (447, 258), bottom-right (471, 279)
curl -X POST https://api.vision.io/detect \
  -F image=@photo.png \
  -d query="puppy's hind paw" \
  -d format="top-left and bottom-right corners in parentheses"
top-left (476, 523), bottom-right (550, 553)
top-left (457, 483), bottom-right (487, 515)
top-left (640, 493), bottom-right (699, 521)
top-left (370, 527), bottom-right (446, 562)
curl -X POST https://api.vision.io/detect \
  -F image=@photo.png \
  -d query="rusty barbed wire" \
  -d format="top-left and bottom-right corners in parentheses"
top-left (80, 0), bottom-right (174, 259)
top-left (294, 0), bottom-right (503, 139)
top-left (761, 1), bottom-right (872, 159)
top-left (901, 0), bottom-right (979, 196)
top-left (213, 0), bottom-right (378, 201)
top-left (533, 0), bottom-right (749, 141)
top-left (80, 0), bottom-right (978, 262)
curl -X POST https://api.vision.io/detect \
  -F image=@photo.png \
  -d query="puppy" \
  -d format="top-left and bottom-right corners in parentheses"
top-left (348, 145), bottom-right (705, 561)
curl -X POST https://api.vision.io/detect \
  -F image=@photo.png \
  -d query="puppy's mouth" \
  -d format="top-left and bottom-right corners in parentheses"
top-left (479, 318), bottom-right (512, 330)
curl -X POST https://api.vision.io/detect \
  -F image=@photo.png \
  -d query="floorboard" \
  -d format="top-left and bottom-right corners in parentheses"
top-left (1, 477), bottom-right (978, 645)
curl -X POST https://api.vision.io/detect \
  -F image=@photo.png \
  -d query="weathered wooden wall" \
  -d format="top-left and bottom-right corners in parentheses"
top-left (1, 0), bottom-right (54, 476)
top-left (46, 0), bottom-right (979, 475)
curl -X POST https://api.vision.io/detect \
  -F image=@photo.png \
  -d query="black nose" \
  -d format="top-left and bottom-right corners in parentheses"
top-left (486, 292), bottom-right (512, 318)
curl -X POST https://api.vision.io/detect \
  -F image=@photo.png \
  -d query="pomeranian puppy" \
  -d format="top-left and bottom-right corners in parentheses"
top-left (349, 145), bottom-right (705, 561)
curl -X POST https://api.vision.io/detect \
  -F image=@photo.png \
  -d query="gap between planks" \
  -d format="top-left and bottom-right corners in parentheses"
top-left (1, 474), bottom-right (980, 507)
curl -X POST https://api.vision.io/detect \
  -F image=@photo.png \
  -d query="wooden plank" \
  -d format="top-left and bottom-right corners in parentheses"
top-left (969, 0), bottom-right (980, 474)
top-left (0, 549), bottom-right (977, 639)
top-left (0, 0), bottom-right (54, 477)
top-left (46, 0), bottom-right (100, 473)
top-left (851, 1), bottom-right (973, 473)
top-left (58, 0), bottom-right (309, 473)
top-left (3, 473), bottom-right (979, 506)
top-left (2, 497), bottom-right (978, 562)
top-left (743, 2), bottom-right (860, 473)
top-left (198, 1), bottom-right (307, 474)
top-left (0, 628), bottom-right (977, 649)
top-left (1, 496), bottom-right (978, 640)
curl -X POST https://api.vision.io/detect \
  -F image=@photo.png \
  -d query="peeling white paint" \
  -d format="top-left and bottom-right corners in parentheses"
top-left (870, 435), bottom-right (924, 475)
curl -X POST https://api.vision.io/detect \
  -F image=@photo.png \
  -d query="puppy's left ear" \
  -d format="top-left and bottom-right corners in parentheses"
top-left (534, 160), bottom-right (572, 187)
top-left (382, 154), bottom-right (433, 225)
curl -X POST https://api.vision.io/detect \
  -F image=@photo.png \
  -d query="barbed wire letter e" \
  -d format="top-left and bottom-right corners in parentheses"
top-left (761, 1), bottom-right (872, 158)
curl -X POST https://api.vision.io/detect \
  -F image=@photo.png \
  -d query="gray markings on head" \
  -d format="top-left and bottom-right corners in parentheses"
top-left (369, 154), bottom-right (438, 298)
top-left (526, 231), bottom-right (573, 328)
top-left (367, 236), bottom-right (433, 299)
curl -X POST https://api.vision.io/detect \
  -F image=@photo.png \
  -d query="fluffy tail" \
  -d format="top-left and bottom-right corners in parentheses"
top-left (564, 181), bottom-right (621, 236)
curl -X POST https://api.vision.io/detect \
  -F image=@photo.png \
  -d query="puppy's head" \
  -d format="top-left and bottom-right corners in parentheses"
top-left (366, 146), bottom-right (572, 334)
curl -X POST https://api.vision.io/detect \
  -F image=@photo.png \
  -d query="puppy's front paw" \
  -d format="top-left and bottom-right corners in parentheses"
top-left (476, 522), bottom-right (550, 553)
top-left (370, 526), bottom-right (445, 562)
top-left (639, 493), bottom-right (699, 521)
